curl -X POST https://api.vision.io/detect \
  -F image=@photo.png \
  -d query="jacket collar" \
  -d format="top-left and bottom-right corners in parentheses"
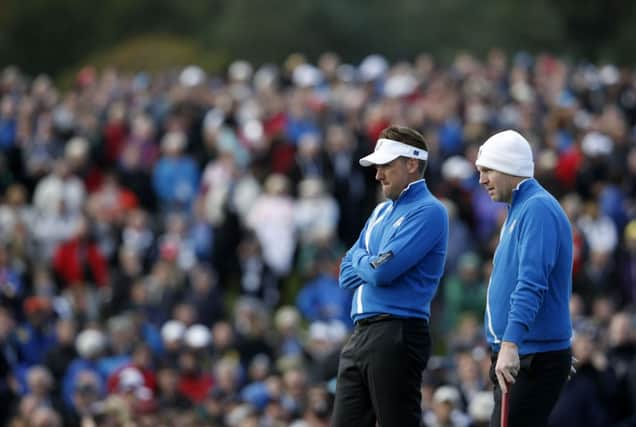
top-left (393, 179), bottom-right (429, 204)
top-left (510, 178), bottom-right (541, 206)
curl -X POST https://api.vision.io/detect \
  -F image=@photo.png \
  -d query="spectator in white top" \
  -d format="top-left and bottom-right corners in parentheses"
top-left (295, 177), bottom-right (339, 245)
top-left (246, 174), bottom-right (296, 276)
top-left (33, 158), bottom-right (85, 217)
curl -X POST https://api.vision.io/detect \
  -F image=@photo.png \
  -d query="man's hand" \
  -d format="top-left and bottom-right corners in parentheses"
top-left (568, 357), bottom-right (578, 380)
top-left (495, 341), bottom-right (520, 393)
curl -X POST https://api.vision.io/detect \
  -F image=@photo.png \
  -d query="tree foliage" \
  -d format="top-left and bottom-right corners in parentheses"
top-left (0, 0), bottom-right (633, 78)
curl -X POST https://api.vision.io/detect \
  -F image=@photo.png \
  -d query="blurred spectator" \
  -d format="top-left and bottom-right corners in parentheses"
top-left (101, 102), bottom-right (127, 166)
top-left (245, 174), bottom-right (296, 277)
top-left (15, 297), bottom-right (56, 372)
top-left (87, 170), bottom-right (138, 227)
top-left (61, 329), bottom-right (107, 408)
top-left (561, 193), bottom-right (588, 285)
top-left (176, 349), bottom-right (214, 404)
top-left (618, 220), bottom-right (636, 305)
top-left (441, 252), bottom-right (486, 333)
top-left (423, 385), bottom-right (471, 427)
top-left (119, 208), bottom-right (155, 267)
top-left (22, 365), bottom-right (60, 411)
top-left (29, 405), bottom-right (62, 427)
top-left (442, 199), bottom-right (476, 275)
top-left (44, 318), bottom-right (77, 394)
top-left (233, 297), bottom-right (274, 368)
top-left (0, 184), bottom-right (34, 249)
top-left (303, 321), bottom-right (345, 383)
top-left (299, 252), bottom-right (351, 323)
top-left (152, 131), bottom-right (200, 212)
top-left (548, 326), bottom-right (611, 426)
top-left (63, 369), bottom-right (104, 427)
top-left (0, 244), bottom-right (24, 317)
top-left (183, 263), bottom-right (224, 326)
top-left (237, 232), bottom-right (279, 307)
top-left (212, 356), bottom-right (242, 402)
top-left (289, 383), bottom-right (332, 427)
top-left (467, 391), bottom-right (494, 427)
top-left (211, 320), bottom-right (238, 362)
top-left (295, 177), bottom-right (339, 246)
top-left (323, 124), bottom-right (374, 246)
top-left (52, 217), bottom-right (110, 289)
top-left (155, 363), bottom-right (191, 411)
top-left (33, 158), bottom-right (85, 218)
top-left (281, 367), bottom-right (308, 420)
top-left (606, 312), bottom-right (636, 424)
top-left (108, 247), bottom-right (144, 317)
top-left (0, 96), bottom-right (17, 152)
top-left (0, 306), bottom-right (18, 421)
top-left (160, 319), bottom-right (186, 367)
top-left (454, 350), bottom-right (487, 411)
top-left (273, 306), bottom-right (304, 360)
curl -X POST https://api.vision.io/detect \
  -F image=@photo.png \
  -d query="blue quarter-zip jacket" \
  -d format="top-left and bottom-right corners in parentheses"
top-left (339, 179), bottom-right (448, 323)
top-left (485, 179), bottom-right (573, 355)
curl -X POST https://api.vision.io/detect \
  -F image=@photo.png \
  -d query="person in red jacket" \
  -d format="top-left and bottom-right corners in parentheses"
top-left (52, 217), bottom-right (110, 288)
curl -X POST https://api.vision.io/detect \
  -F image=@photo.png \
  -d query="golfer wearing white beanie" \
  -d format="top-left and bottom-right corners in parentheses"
top-left (475, 130), bottom-right (534, 178)
top-left (475, 130), bottom-right (535, 203)
top-left (476, 130), bottom-right (573, 427)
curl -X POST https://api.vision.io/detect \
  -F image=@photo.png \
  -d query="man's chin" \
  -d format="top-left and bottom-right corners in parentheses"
top-left (487, 191), bottom-right (500, 202)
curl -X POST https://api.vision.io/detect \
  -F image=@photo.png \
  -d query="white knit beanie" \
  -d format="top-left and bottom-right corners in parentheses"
top-left (475, 130), bottom-right (534, 177)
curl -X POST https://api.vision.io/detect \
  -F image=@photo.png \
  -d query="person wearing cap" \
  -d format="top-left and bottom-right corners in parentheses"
top-left (475, 130), bottom-right (573, 427)
top-left (331, 125), bottom-right (448, 427)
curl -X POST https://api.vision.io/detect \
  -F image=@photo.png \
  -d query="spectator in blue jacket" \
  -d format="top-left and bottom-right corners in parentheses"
top-left (152, 131), bottom-right (200, 212)
top-left (331, 125), bottom-right (449, 427)
top-left (296, 250), bottom-right (352, 326)
top-left (475, 130), bottom-right (573, 427)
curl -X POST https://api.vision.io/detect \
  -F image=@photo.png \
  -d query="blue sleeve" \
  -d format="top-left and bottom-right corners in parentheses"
top-left (503, 202), bottom-right (558, 345)
top-left (338, 219), bottom-right (372, 290)
top-left (339, 243), bottom-right (366, 290)
top-left (351, 204), bottom-right (447, 287)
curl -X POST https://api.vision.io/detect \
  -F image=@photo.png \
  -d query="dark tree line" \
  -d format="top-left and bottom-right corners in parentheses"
top-left (1, 0), bottom-right (635, 77)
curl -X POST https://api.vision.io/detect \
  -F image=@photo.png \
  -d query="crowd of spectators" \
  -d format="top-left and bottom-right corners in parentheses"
top-left (0, 48), bottom-right (635, 426)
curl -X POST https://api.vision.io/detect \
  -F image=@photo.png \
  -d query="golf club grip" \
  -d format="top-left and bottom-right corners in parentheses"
top-left (501, 384), bottom-right (510, 427)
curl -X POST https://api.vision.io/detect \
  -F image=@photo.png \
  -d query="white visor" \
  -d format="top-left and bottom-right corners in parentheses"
top-left (359, 138), bottom-right (428, 167)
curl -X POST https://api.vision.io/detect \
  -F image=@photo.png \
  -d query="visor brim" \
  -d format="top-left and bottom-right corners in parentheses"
top-left (359, 152), bottom-right (400, 167)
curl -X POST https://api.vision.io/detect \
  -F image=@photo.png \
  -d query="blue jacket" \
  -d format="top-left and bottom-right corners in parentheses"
top-left (485, 179), bottom-right (572, 355)
top-left (296, 273), bottom-right (353, 325)
top-left (339, 179), bottom-right (448, 323)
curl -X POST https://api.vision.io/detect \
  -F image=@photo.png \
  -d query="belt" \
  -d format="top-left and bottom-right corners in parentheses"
top-left (355, 314), bottom-right (427, 327)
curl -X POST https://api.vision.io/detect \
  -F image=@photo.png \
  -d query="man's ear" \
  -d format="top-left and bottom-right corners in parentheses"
top-left (406, 158), bottom-right (420, 174)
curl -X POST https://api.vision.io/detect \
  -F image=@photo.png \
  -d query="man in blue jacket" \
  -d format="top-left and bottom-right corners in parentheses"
top-left (331, 125), bottom-right (449, 427)
top-left (475, 130), bottom-right (573, 427)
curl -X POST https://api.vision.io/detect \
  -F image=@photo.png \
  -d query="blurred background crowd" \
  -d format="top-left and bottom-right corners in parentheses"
top-left (0, 49), bottom-right (635, 427)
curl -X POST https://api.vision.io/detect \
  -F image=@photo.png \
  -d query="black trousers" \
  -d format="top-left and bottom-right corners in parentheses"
top-left (331, 316), bottom-right (430, 427)
top-left (490, 348), bottom-right (572, 427)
